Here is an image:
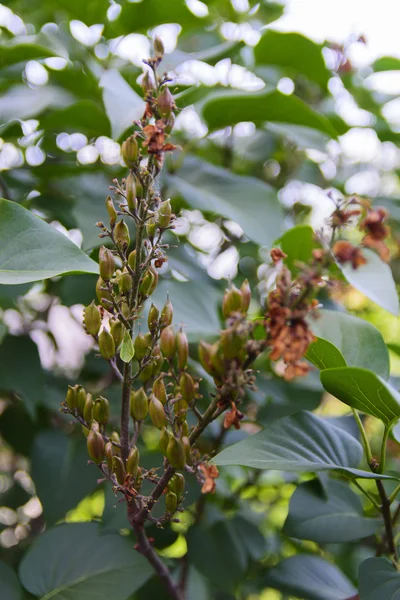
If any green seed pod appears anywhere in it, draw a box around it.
[96,277,113,309]
[154,35,165,58]
[151,345,163,377]
[158,86,173,118]
[160,296,173,328]
[148,303,159,334]
[164,113,175,135]
[181,420,189,438]
[153,376,167,405]
[240,279,251,313]
[106,196,117,226]
[176,329,189,370]
[118,270,133,294]
[139,267,157,296]
[76,385,87,415]
[166,436,186,469]
[114,220,130,248]
[82,425,90,438]
[65,385,78,410]
[84,301,101,336]
[220,328,244,360]
[149,394,167,429]
[130,387,149,421]
[156,199,172,229]
[146,217,156,241]
[105,441,114,471]
[160,325,176,358]
[83,393,94,423]
[121,301,130,319]
[134,333,152,360]
[126,446,140,478]
[125,172,137,212]
[128,250,136,271]
[222,285,243,318]
[112,455,126,485]
[99,328,116,359]
[141,70,155,93]
[179,372,196,403]
[182,436,192,466]
[99,246,115,281]
[169,473,185,499]
[93,396,110,425]
[166,491,177,513]
[87,429,104,464]
[198,341,214,375]
[159,427,171,455]
[121,136,138,168]
[210,342,225,375]
[110,318,124,348]
[174,398,188,421]
[110,431,121,456]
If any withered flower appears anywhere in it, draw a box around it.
[223,402,244,430]
[270,247,287,264]
[333,240,367,269]
[330,207,361,228]
[360,208,390,262]
[199,463,219,494]
[142,120,177,161]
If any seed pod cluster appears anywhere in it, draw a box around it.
[222,280,252,319]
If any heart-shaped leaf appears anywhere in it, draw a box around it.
[284,479,381,543]
[213,411,393,479]
[0,199,99,284]
[358,557,400,600]
[320,367,400,425]
[19,522,152,600]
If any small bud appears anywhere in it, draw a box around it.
[160,295,173,328]
[166,436,186,469]
[82,425,90,438]
[166,491,177,513]
[121,301,130,319]
[198,341,214,375]
[134,333,152,360]
[87,429,105,464]
[83,393,94,423]
[130,388,149,421]
[65,385,78,410]
[96,277,113,309]
[153,35,164,58]
[118,269,133,294]
[159,427,171,455]
[174,398,188,421]
[149,394,167,429]
[156,199,172,229]
[220,329,244,361]
[128,250,136,271]
[93,396,110,425]
[110,318,124,348]
[141,70,155,93]
[106,196,117,226]
[179,372,196,403]
[84,302,101,336]
[105,441,114,471]
[99,328,116,359]
[146,216,156,241]
[99,246,115,281]
[148,303,159,334]
[210,342,224,375]
[164,113,175,135]
[112,456,126,485]
[158,86,173,118]
[222,285,243,318]
[169,473,185,499]
[240,279,251,313]
[76,385,87,415]
[139,266,158,296]
[153,376,167,405]
[181,421,189,437]
[121,136,139,168]
[125,173,137,212]
[160,325,176,358]
[126,446,140,478]
[151,345,163,377]
[176,329,189,370]
[182,436,192,466]
[114,220,130,248]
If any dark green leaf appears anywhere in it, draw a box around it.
[114,0,205,34]
[255,30,330,88]
[120,330,135,363]
[0,42,54,68]
[166,155,283,246]
[41,100,111,137]
[19,522,152,600]
[0,85,73,121]
[202,90,338,137]
[306,337,347,370]
[320,367,400,425]
[0,561,23,600]
[100,69,144,140]
[213,411,393,479]
[373,57,400,71]
[309,309,390,379]
[0,199,99,284]
[31,431,98,524]
[358,557,400,600]
[284,479,381,543]
[265,555,356,600]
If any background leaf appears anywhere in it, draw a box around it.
[358,557,400,600]
[100,69,144,140]
[0,560,23,600]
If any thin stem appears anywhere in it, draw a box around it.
[352,480,380,511]
[351,408,373,466]
[389,484,400,506]
[376,479,398,563]
[379,424,392,474]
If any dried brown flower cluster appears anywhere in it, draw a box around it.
[360,207,390,262]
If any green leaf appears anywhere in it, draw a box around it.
[41,100,111,137]
[0,561,23,600]
[306,338,347,371]
[275,225,316,273]
[120,330,135,363]
[358,557,400,600]
[255,30,330,88]
[31,431,98,524]
[100,69,144,140]
[213,410,392,479]
[338,247,399,316]
[162,41,243,72]
[0,85,73,121]
[166,155,283,246]
[114,0,205,34]
[265,555,356,600]
[266,121,332,151]
[0,199,99,284]
[284,479,381,543]
[19,522,152,600]
[308,309,390,380]
[201,90,338,137]
[320,367,400,426]
[0,42,55,68]
[373,56,400,71]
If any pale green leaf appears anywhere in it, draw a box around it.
[120,330,135,363]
